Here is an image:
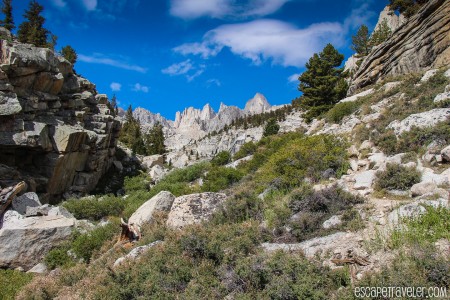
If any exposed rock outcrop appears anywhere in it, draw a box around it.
[128,191,175,227]
[0,215,75,270]
[166,192,227,228]
[349,0,450,94]
[0,36,121,200]
[373,5,406,34]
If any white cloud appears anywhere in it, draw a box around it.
[173,43,222,59]
[82,0,97,11]
[288,73,300,83]
[78,53,147,73]
[162,59,194,76]
[50,0,67,8]
[170,0,290,20]
[207,79,221,87]
[344,3,376,31]
[110,82,122,91]
[186,69,205,82]
[132,83,149,93]
[162,60,206,82]
[174,19,344,67]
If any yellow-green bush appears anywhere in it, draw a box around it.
[0,270,33,300]
[201,166,243,192]
[374,163,421,191]
[63,195,125,221]
[256,135,348,189]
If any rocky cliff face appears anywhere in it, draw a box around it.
[373,5,406,34]
[349,0,450,94]
[0,36,120,202]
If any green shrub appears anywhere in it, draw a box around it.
[45,243,75,270]
[233,141,257,161]
[0,270,33,300]
[63,195,125,221]
[374,163,421,191]
[352,246,449,299]
[257,135,348,189]
[212,191,264,224]
[202,166,243,192]
[396,121,450,153]
[124,172,151,192]
[326,101,361,123]
[288,184,364,241]
[72,219,119,263]
[237,132,304,174]
[263,118,280,137]
[231,251,350,299]
[390,206,450,249]
[374,130,397,155]
[211,151,231,166]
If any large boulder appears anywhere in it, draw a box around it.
[411,181,437,197]
[11,192,41,215]
[441,145,450,162]
[128,191,175,227]
[353,170,376,190]
[113,241,162,267]
[434,84,450,103]
[167,192,227,229]
[387,108,450,135]
[142,155,164,169]
[0,91,21,116]
[0,215,75,270]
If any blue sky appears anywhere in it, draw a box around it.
[10,0,388,120]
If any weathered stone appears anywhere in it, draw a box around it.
[149,165,166,183]
[262,232,348,258]
[421,168,449,185]
[25,204,52,217]
[129,191,175,227]
[441,145,450,162]
[387,202,426,225]
[51,124,88,153]
[48,206,74,219]
[387,108,450,135]
[1,209,24,226]
[11,192,41,215]
[354,170,376,190]
[322,215,342,229]
[349,0,450,93]
[0,216,75,270]
[411,181,438,197]
[434,84,450,103]
[46,152,89,195]
[114,241,162,267]
[167,193,227,229]
[420,69,439,82]
[27,263,48,274]
[0,91,21,115]
[340,88,374,103]
[142,155,164,169]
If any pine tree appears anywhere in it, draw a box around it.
[109,94,118,117]
[145,122,166,155]
[351,25,370,56]
[17,0,53,48]
[370,19,392,47]
[61,45,77,64]
[119,105,147,155]
[0,0,14,31]
[298,43,348,122]
[263,118,280,137]
[389,0,428,18]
